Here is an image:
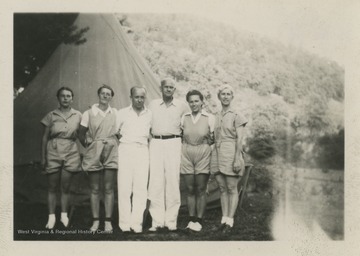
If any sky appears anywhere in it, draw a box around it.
[116,0,359,68]
[193,0,355,67]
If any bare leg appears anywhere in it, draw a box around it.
[60,169,73,227]
[195,174,209,219]
[88,171,101,231]
[46,171,61,229]
[215,173,229,221]
[103,169,116,231]
[225,175,241,227]
[183,174,196,218]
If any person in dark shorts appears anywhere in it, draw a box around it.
[180,90,214,232]
[41,87,82,229]
[78,84,118,232]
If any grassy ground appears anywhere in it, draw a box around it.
[14,164,344,241]
[14,191,274,241]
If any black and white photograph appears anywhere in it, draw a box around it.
[2,0,360,255]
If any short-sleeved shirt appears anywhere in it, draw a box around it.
[41,108,82,173]
[41,108,82,140]
[117,105,152,146]
[214,108,247,144]
[210,108,247,176]
[149,98,189,136]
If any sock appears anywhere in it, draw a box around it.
[46,214,56,229]
[226,217,234,227]
[190,216,196,223]
[221,216,227,224]
[60,212,69,227]
[196,217,203,225]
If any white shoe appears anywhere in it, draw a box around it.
[90,220,100,231]
[60,213,69,228]
[45,214,56,229]
[148,226,159,232]
[186,221,195,229]
[189,222,202,232]
[132,228,142,233]
[167,225,177,231]
[104,221,113,232]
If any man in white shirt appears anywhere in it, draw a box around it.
[148,78,189,231]
[117,87,152,233]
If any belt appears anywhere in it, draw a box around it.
[152,135,182,140]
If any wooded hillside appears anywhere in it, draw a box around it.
[122,13,344,170]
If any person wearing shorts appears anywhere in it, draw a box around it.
[181,90,214,232]
[79,84,118,232]
[210,84,247,233]
[41,87,82,229]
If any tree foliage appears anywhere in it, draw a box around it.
[124,13,344,169]
[14,13,86,89]
[313,129,344,170]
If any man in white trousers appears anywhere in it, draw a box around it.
[117,87,152,233]
[148,78,189,231]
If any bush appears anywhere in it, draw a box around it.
[314,129,344,170]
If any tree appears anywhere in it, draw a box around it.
[14,13,88,90]
[314,129,344,170]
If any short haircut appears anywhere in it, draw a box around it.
[56,87,74,98]
[186,89,204,102]
[97,84,115,97]
[161,78,175,87]
[130,86,147,97]
[217,84,234,97]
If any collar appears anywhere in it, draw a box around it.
[160,98,177,106]
[184,110,209,117]
[128,105,148,115]
[184,110,209,124]
[221,107,235,115]
[91,104,113,115]
[52,108,77,119]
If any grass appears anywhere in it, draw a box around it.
[13,164,344,241]
[14,192,274,241]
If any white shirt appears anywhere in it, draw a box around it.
[149,98,189,136]
[117,105,152,145]
[180,110,215,132]
[80,104,115,128]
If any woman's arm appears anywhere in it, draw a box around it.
[41,126,50,168]
[78,125,89,148]
[233,125,245,175]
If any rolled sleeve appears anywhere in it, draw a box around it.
[80,111,89,128]
[234,112,247,127]
[41,112,52,127]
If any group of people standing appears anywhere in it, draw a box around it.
[41,78,247,235]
